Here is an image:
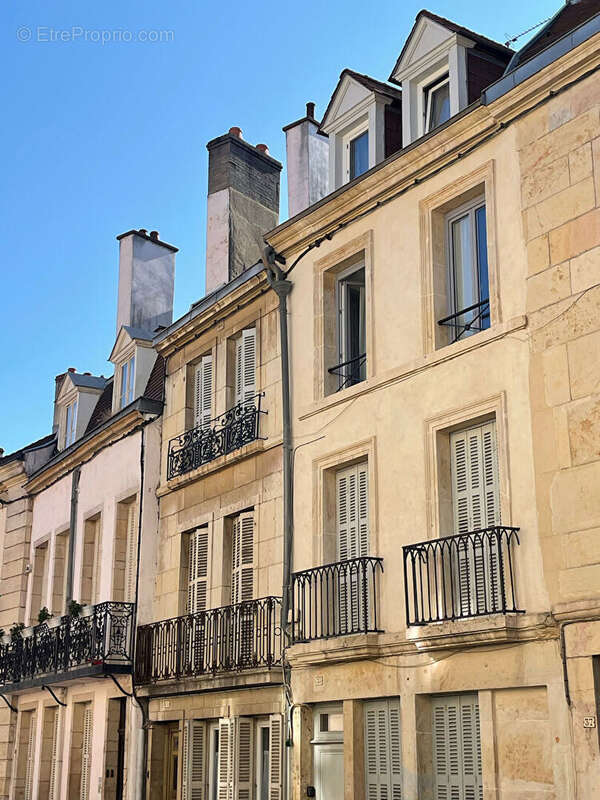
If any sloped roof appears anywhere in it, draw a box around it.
[320,68,402,132]
[0,433,56,467]
[68,373,107,390]
[389,9,513,83]
[84,378,114,433]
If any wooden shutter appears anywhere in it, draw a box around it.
[337,463,369,630]
[234,717,254,800]
[433,695,481,800]
[48,707,61,800]
[218,719,234,800]
[183,720,207,800]
[235,329,256,405]
[268,714,284,800]
[124,500,138,603]
[188,527,209,614]
[24,711,36,800]
[231,514,254,605]
[194,355,213,429]
[364,699,402,800]
[80,705,92,800]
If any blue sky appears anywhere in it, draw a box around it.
[1,0,555,454]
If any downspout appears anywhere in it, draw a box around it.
[64,466,80,607]
[263,245,293,800]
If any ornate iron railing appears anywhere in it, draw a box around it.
[328,353,367,391]
[135,596,282,684]
[291,556,383,642]
[0,602,134,687]
[403,526,523,626]
[438,298,490,343]
[167,393,265,480]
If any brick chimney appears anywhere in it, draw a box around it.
[284,102,329,217]
[205,128,282,293]
[115,229,178,334]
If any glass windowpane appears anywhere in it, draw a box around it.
[427,80,450,131]
[349,131,369,180]
[475,206,490,330]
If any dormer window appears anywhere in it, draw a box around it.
[347,129,369,181]
[424,74,450,132]
[120,356,135,409]
[65,400,78,447]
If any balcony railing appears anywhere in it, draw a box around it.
[328,353,367,392]
[0,602,134,689]
[135,596,282,684]
[167,393,265,480]
[403,526,523,626]
[291,556,384,642]
[438,298,490,343]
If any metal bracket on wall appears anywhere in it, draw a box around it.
[0,693,17,713]
[42,685,67,707]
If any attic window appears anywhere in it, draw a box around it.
[424,74,450,132]
[120,356,135,408]
[349,130,369,180]
[65,400,78,447]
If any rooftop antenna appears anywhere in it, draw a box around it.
[504,13,554,47]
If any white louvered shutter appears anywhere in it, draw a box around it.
[235,329,256,405]
[48,707,61,800]
[218,719,234,800]
[194,355,213,429]
[231,514,254,605]
[336,463,369,631]
[125,500,138,603]
[24,712,36,800]
[183,720,207,800]
[268,714,284,800]
[433,695,481,800]
[364,700,402,800]
[80,705,92,800]
[234,717,254,800]
[188,528,209,614]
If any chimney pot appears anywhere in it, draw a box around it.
[68,367,76,373]
[228,126,243,138]
[138,228,148,235]
[149,230,159,241]
[83,372,91,376]
[256,143,269,154]
[306,102,315,119]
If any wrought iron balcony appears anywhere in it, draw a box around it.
[328,353,367,392]
[0,602,134,691]
[438,298,490,343]
[291,556,384,642]
[135,596,282,684]
[403,526,523,626]
[167,393,265,480]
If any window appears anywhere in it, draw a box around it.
[433,694,482,800]
[39,706,60,800]
[442,198,489,342]
[81,515,101,605]
[332,265,366,391]
[65,400,78,446]
[234,328,256,406]
[425,74,450,132]
[208,723,219,800]
[188,526,209,614]
[349,130,369,180]
[194,354,213,429]
[52,530,69,616]
[451,421,500,534]
[336,463,369,630]
[113,498,138,603]
[69,703,92,800]
[30,542,49,624]
[364,699,402,800]
[120,355,135,408]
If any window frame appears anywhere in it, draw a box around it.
[342,121,369,184]
[424,73,450,133]
[335,263,367,391]
[255,719,270,800]
[119,355,135,409]
[65,399,78,447]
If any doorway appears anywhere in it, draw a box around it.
[312,705,344,800]
[164,725,180,800]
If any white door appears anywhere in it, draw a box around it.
[314,745,344,800]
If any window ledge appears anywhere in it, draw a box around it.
[136,666,281,700]
[300,315,527,421]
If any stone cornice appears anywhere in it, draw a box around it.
[0,460,27,494]
[266,31,600,258]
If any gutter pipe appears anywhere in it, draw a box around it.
[64,467,80,607]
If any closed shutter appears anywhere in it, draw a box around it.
[451,423,500,614]
[268,714,284,800]
[124,500,138,603]
[336,463,369,631]
[80,705,92,800]
[234,717,254,800]
[231,514,254,605]
[183,720,207,800]
[364,699,402,800]
[433,695,482,800]
[188,527,209,614]
[24,711,36,800]
[235,329,256,405]
[48,707,61,800]
[218,719,234,800]
[194,355,213,429]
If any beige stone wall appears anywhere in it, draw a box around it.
[517,68,600,797]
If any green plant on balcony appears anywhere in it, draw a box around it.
[9,622,25,641]
[37,607,52,624]
[68,600,83,618]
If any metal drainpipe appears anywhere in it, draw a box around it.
[64,466,80,607]
[264,246,293,800]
